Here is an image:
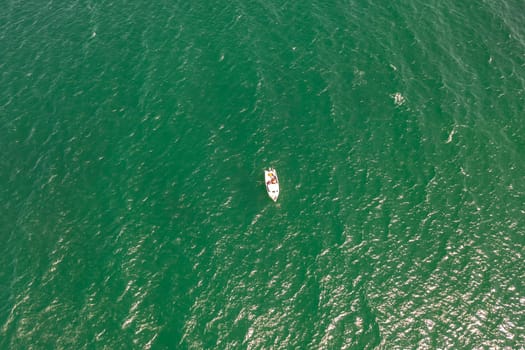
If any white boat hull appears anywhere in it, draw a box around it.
[264,168,280,202]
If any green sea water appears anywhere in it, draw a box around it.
[1,0,524,349]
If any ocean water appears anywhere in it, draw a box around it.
[1,0,524,349]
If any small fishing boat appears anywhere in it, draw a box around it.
[264,168,279,202]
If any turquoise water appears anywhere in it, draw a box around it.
[1,1,524,349]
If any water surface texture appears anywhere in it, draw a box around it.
[1,0,524,349]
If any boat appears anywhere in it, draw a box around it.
[264,168,280,202]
